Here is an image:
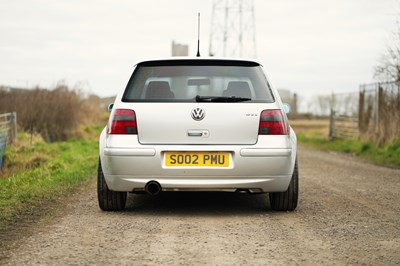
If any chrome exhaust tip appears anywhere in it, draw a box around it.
[145,181,162,195]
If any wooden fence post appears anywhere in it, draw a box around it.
[329,109,335,141]
[292,93,298,117]
[377,86,385,144]
[11,112,17,143]
[6,112,17,144]
[358,89,365,133]
[378,86,384,122]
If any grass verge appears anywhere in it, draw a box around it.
[0,128,99,231]
[291,119,400,168]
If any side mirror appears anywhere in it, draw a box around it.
[107,103,114,113]
[283,103,291,114]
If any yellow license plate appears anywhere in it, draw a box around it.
[165,151,230,167]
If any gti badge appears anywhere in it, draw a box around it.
[191,108,205,121]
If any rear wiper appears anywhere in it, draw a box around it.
[195,95,251,102]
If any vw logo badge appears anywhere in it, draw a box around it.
[191,108,205,121]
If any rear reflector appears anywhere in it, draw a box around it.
[108,109,137,134]
[259,110,288,135]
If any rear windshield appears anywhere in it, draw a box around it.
[122,60,275,103]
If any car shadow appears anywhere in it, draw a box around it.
[122,192,274,216]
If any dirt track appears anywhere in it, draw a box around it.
[1,147,400,265]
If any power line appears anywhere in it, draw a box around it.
[209,0,257,58]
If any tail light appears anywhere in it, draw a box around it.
[259,109,288,135]
[108,109,137,134]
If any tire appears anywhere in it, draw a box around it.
[97,158,127,211]
[269,159,299,211]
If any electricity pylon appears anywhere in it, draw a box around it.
[209,0,257,58]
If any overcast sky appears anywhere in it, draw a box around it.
[0,0,398,99]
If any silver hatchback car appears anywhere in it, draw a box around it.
[98,58,298,211]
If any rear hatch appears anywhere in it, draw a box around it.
[133,103,278,145]
[121,59,278,145]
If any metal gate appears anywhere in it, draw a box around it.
[0,112,17,170]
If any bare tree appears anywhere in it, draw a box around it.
[313,95,332,116]
[374,16,400,82]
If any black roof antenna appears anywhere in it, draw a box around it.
[196,13,201,57]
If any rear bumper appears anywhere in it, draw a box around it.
[101,146,295,193]
[104,175,292,193]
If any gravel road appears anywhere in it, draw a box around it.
[1,147,400,265]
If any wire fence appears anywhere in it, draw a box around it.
[329,92,359,140]
[359,81,400,145]
[329,81,400,145]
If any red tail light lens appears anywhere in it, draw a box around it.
[259,110,288,135]
[108,109,137,134]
